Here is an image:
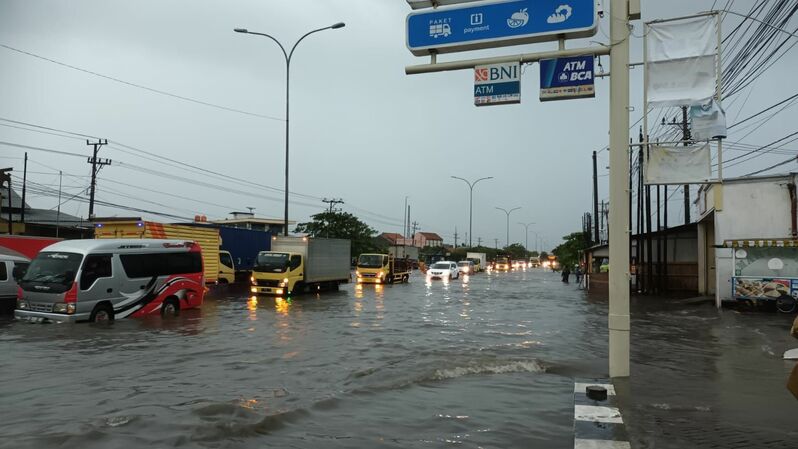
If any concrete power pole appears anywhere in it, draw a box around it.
[86,139,110,220]
[608,0,632,378]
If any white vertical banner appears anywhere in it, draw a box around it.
[645,15,718,107]
[644,143,712,185]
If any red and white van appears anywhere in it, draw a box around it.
[15,239,205,323]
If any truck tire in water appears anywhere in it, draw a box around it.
[777,296,797,314]
[90,303,115,323]
[161,297,180,318]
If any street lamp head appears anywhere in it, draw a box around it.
[331,22,346,29]
[234,28,248,33]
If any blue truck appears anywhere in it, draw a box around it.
[182,223,271,281]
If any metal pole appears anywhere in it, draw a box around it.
[495,206,520,247]
[609,0,631,378]
[593,150,600,244]
[234,24,345,236]
[452,176,492,247]
[284,55,290,235]
[56,171,62,238]
[21,152,27,224]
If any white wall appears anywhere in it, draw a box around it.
[715,179,794,243]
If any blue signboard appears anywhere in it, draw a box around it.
[406,0,598,56]
[539,55,595,101]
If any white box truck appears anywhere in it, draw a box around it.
[466,252,487,272]
[251,236,351,295]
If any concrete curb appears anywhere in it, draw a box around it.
[574,379,630,449]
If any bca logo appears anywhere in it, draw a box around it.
[475,68,489,82]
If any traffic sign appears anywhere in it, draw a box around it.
[539,55,595,101]
[474,62,521,106]
[406,0,598,56]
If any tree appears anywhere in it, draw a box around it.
[502,243,528,259]
[294,211,378,257]
[552,231,590,269]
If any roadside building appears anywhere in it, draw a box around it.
[210,211,294,235]
[697,173,798,308]
[0,188,91,238]
[413,232,444,248]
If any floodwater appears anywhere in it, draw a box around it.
[0,269,795,448]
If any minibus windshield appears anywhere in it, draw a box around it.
[20,252,82,293]
[254,253,289,273]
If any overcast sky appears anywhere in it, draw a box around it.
[1,0,796,250]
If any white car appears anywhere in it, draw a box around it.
[427,261,460,280]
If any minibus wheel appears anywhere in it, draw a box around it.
[162,297,180,317]
[90,303,114,323]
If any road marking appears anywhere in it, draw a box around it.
[574,439,632,449]
[574,405,624,423]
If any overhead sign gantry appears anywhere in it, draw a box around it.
[406,0,599,56]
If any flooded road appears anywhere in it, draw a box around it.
[1,269,795,448]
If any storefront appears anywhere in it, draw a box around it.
[726,239,798,313]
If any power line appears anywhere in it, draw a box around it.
[0,43,283,121]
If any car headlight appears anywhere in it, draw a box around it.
[53,302,68,313]
[17,300,28,310]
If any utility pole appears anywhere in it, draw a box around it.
[407,205,411,240]
[403,196,409,237]
[454,227,459,248]
[681,106,691,224]
[607,0,632,378]
[477,237,482,247]
[322,198,344,213]
[21,153,27,224]
[593,150,599,244]
[0,168,11,234]
[56,171,62,238]
[494,238,499,249]
[86,139,110,220]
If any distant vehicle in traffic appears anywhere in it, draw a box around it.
[0,253,30,314]
[494,256,511,271]
[457,260,475,275]
[15,239,205,323]
[356,253,411,284]
[427,261,460,280]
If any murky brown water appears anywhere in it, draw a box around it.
[1,269,795,448]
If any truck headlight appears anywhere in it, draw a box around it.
[250,276,256,284]
[250,287,258,293]
[279,278,289,288]
[53,302,68,313]
[17,300,28,310]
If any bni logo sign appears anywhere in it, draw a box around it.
[474,62,521,106]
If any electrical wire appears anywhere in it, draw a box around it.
[0,44,283,122]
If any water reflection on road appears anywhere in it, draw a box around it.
[0,269,794,448]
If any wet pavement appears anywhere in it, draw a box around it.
[0,269,795,448]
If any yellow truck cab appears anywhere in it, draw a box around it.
[494,256,511,271]
[356,254,411,284]
[218,250,235,284]
[251,236,350,296]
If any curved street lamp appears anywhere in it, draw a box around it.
[451,176,493,247]
[234,23,345,235]
[518,221,536,255]
[495,206,521,248]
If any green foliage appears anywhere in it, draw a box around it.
[552,231,590,269]
[294,211,378,257]
[502,243,528,259]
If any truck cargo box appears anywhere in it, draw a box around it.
[272,236,350,283]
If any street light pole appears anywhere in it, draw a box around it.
[495,206,520,248]
[451,176,493,247]
[519,221,536,255]
[234,23,345,236]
